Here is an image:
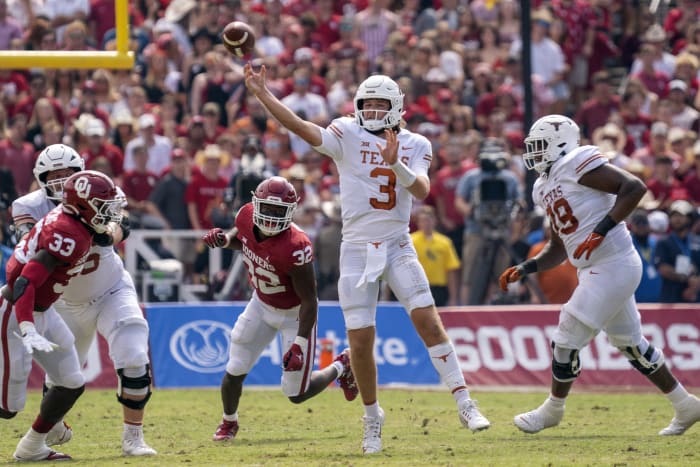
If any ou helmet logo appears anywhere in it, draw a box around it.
[74,176,92,199]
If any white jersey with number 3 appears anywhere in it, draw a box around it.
[12,188,127,303]
[532,145,636,269]
[313,117,432,243]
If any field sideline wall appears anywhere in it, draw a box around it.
[26,303,700,391]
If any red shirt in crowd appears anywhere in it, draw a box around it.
[431,162,476,230]
[184,172,228,229]
[14,96,65,125]
[82,143,124,178]
[0,138,36,195]
[122,169,159,202]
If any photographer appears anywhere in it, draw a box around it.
[455,138,524,304]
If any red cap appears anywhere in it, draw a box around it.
[437,88,454,102]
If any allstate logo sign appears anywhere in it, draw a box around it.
[170,320,231,373]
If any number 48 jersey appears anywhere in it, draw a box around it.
[6,206,93,309]
[532,145,635,269]
[234,203,314,310]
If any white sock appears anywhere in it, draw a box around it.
[21,427,46,447]
[667,383,689,407]
[546,394,566,408]
[223,412,238,422]
[364,402,381,419]
[124,424,142,436]
[428,341,471,402]
[331,361,344,377]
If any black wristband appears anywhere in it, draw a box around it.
[119,215,131,240]
[592,214,617,236]
[519,258,538,275]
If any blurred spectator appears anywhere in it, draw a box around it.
[509,8,568,115]
[81,117,124,179]
[111,109,135,152]
[283,162,321,241]
[43,0,90,45]
[314,200,342,300]
[26,97,59,151]
[631,24,677,77]
[574,71,620,140]
[186,144,228,231]
[667,80,699,130]
[411,205,461,307]
[631,121,683,174]
[0,113,34,195]
[0,0,23,50]
[328,16,366,63]
[683,142,700,204]
[431,135,479,258]
[619,86,654,152]
[69,79,111,129]
[62,19,92,51]
[124,113,173,175]
[281,68,328,158]
[654,200,700,302]
[14,70,65,125]
[646,156,688,210]
[632,43,672,97]
[628,209,662,303]
[201,102,226,142]
[121,143,168,229]
[354,0,400,66]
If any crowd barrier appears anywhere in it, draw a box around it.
[27,303,700,390]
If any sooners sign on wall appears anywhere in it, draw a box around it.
[26,303,700,389]
[440,304,700,389]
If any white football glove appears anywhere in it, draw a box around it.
[15,322,58,354]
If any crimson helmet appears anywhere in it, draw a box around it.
[252,176,298,235]
[62,170,123,233]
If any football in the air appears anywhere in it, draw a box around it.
[221,21,256,58]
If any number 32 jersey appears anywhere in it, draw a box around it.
[314,117,432,243]
[6,206,93,309]
[532,145,635,269]
[235,203,313,310]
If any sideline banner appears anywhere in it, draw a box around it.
[145,302,438,388]
[440,304,700,388]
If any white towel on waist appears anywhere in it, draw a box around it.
[355,241,388,290]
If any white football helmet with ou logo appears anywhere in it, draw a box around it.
[33,144,85,201]
[62,170,123,233]
[354,75,404,132]
[524,115,580,173]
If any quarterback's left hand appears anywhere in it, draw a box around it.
[283,337,307,372]
[573,232,604,260]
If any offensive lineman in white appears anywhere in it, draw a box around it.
[11,144,157,456]
[244,64,490,454]
[500,115,700,435]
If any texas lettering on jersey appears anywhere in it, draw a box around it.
[235,203,313,309]
[6,206,93,309]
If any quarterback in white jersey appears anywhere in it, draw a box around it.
[11,144,157,456]
[500,115,700,436]
[244,64,490,455]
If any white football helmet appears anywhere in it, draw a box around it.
[34,144,85,201]
[353,75,404,132]
[523,115,580,173]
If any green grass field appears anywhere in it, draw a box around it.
[1,387,698,466]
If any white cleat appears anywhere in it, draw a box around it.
[46,421,73,447]
[362,408,385,455]
[514,402,565,434]
[14,442,71,461]
[122,431,157,456]
[459,399,491,432]
[659,395,700,436]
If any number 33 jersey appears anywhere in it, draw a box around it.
[235,203,313,310]
[532,145,635,269]
[6,206,93,309]
[314,117,432,243]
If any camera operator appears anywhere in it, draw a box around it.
[455,138,524,304]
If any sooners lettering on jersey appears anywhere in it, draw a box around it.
[533,145,634,268]
[6,206,93,309]
[235,203,313,309]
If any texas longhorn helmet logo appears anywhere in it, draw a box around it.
[549,121,565,131]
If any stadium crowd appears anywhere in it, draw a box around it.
[0,0,699,304]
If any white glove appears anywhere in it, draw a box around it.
[15,322,58,354]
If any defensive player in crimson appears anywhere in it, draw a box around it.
[499,115,700,436]
[11,144,157,456]
[244,64,490,455]
[1,170,123,461]
[202,176,358,442]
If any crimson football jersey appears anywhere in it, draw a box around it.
[235,203,314,309]
[5,206,93,310]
